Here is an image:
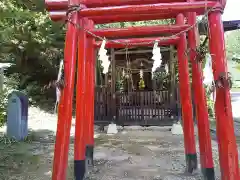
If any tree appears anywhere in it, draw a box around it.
[1,0,66,88]
[225,30,240,62]
[0,0,174,109]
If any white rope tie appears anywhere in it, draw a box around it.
[54,59,64,113]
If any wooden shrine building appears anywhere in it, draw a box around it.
[94,46,179,126]
[93,20,239,126]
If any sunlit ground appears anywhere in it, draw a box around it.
[0,127,222,180]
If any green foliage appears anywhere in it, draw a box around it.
[0,0,238,121]
[0,1,174,108]
[96,19,174,29]
[138,78,145,89]
[0,0,65,112]
[0,73,20,126]
[206,96,215,118]
[116,79,124,91]
[205,86,215,118]
[225,30,240,61]
[0,90,7,126]
[153,71,170,90]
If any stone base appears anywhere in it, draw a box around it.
[74,160,85,180]
[107,123,118,135]
[171,122,183,135]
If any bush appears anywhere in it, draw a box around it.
[0,91,7,126]
[205,85,215,118]
[0,74,20,127]
[207,97,215,118]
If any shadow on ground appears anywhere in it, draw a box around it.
[0,129,57,180]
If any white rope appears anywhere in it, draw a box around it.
[203,54,214,87]
[152,40,162,78]
[54,59,64,113]
[98,39,110,74]
[203,54,216,103]
[165,64,169,74]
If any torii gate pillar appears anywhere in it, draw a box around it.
[52,1,78,179]
[208,8,240,180]
[176,13,197,173]
[187,8,215,180]
[85,20,95,167]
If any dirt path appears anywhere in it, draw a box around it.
[0,107,222,180]
[0,129,222,180]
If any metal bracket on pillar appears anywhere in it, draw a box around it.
[214,72,232,89]
[66,4,86,24]
[66,5,83,16]
[208,6,224,14]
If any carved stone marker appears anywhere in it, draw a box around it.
[7,91,28,140]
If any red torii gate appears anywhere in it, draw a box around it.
[45,0,239,180]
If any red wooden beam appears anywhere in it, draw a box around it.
[45,0,186,10]
[49,11,173,23]
[48,1,221,23]
[91,24,190,38]
[220,0,226,7]
[68,1,221,18]
[94,36,179,48]
[45,0,223,11]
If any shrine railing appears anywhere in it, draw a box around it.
[94,88,177,126]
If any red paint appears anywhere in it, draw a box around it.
[45,0,186,10]
[176,14,196,155]
[47,0,230,179]
[49,10,207,24]
[52,1,78,180]
[73,1,221,18]
[91,25,190,38]
[75,17,87,161]
[49,11,174,23]
[85,20,95,147]
[48,1,221,19]
[45,0,221,10]
[87,20,95,146]
[208,10,240,180]
[45,0,68,11]
[94,37,179,48]
[84,19,91,150]
[220,0,226,7]
[48,11,65,21]
[48,1,220,23]
[187,9,214,169]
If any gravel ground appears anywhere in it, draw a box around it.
[86,131,221,180]
[0,106,223,180]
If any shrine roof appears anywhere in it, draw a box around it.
[198,0,239,34]
[222,0,240,31]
